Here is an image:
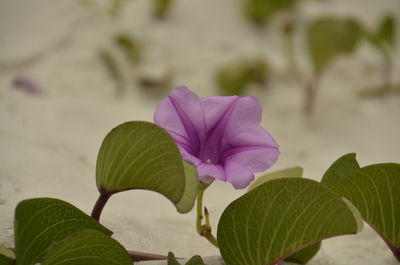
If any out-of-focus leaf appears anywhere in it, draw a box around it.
[329,163,400,261]
[307,17,363,72]
[218,178,363,265]
[377,15,396,47]
[96,121,197,213]
[216,59,269,96]
[42,230,132,265]
[248,166,303,191]
[14,198,111,265]
[153,0,173,19]
[109,0,127,17]
[114,34,141,65]
[365,15,396,58]
[243,0,300,24]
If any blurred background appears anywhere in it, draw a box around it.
[0,0,399,264]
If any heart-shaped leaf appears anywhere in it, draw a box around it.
[14,198,111,265]
[96,121,196,213]
[307,17,363,72]
[217,178,363,265]
[328,163,400,261]
[321,153,360,187]
[41,229,132,265]
[248,166,303,191]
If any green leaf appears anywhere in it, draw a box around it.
[185,255,206,265]
[243,0,299,24]
[167,252,206,265]
[96,121,195,212]
[0,245,14,260]
[329,163,400,260]
[284,242,321,264]
[216,59,268,96]
[114,34,141,66]
[0,244,14,265]
[0,256,13,265]
[307,17,363,72]
[14,198,111,265]
[153,0,173,19]
[248,166,303,191]
[168,252,180,265]
[286,153,357,264]
[217,178,362,265]
[42,229,131,265]
[321,153,360,187]
[176,162,199,213]
[377,15,396,48]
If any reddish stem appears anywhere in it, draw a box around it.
[304,73,321,115]
[91,192,111,221]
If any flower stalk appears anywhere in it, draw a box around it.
[196,182,219,248]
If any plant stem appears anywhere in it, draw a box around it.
[127,250,169,262]
[196,183,219,248]
[304,73,321,115]
[283,20,298,77]
[91,192,111,221]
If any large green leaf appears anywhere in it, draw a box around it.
[0,256,13,265]
[217,178,363,265]
[14,198,111,265]
[248,166,303,191]
[42,229,132,265]
[284,242,321,264]
[329,163,400,260]
[96,121,195,212]
[321,153,360,187]
[307,17,363,72]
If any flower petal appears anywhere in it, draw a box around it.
[223,145,280,173]
[223,160,255,189]
[197,162,225,183]
[201,95,239,132]
[154,86,205,156]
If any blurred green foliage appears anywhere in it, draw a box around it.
[114,33,141,66]
[365,15,396,60]
[216,59,269,96]
[307,17,364,73]
[153,0,173,19]
[243,0,300,25]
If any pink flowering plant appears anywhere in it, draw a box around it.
[2,87,399,265]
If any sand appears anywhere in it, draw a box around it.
[0,0,399,264]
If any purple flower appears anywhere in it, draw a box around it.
[154,86,279,189]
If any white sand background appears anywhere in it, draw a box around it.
[0,0,399,264]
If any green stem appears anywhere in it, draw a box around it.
[196,182,219,248]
